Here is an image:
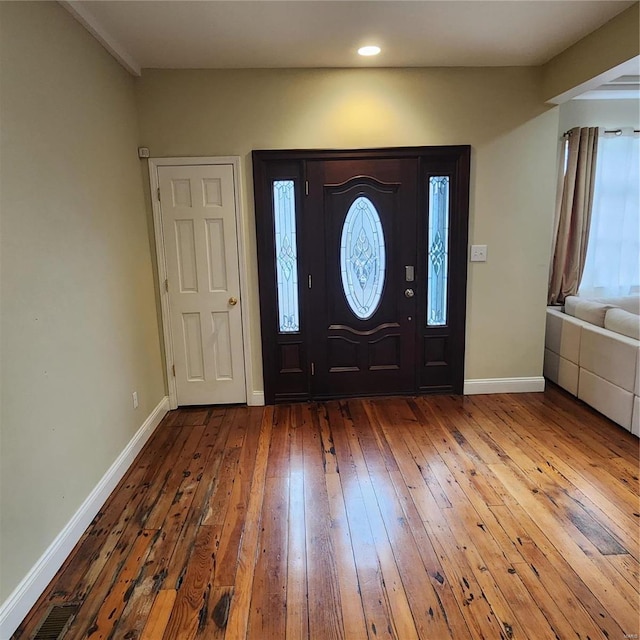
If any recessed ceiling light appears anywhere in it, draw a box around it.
[358,45,381,57]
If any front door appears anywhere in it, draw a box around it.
[253,147,470,404]
[306,158,417,398]
[157,163,246,405]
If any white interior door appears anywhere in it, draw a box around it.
[158,163,246,405]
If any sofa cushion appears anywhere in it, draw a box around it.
[592,295,640,315]
[579,324,639,393]
[563,296,580,316]
[564,296,612,327]
[605,307,640,340]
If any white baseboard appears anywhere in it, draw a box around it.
[0,396,170,640]
[248,390,265,406]
[464,377,546,395]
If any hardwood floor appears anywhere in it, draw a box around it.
[13,386,639,639]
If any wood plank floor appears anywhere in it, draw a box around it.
[13,385,640,640]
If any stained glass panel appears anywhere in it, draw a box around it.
[427,176,450,326]
[273,180,299,332]
[340,196,386,320]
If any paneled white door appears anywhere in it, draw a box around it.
[158,164,246,405]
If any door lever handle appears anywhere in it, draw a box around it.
[404,288,415,298]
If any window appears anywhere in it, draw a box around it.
[579,131,640,298]
[427,176,450,326]
[273,180,300,332]
[340,196,386,320]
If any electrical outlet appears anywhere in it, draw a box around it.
[132,391,139,409]
[470,244,488,262]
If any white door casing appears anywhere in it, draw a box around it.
[153,160,248,406]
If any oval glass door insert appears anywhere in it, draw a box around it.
[340,196,386,319]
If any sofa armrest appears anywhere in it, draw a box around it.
[544,349,579,395]
[545,308,582,364]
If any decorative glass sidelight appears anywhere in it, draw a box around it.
[427,176,450,326]
[273,180,300,332]
[340,196,386,320]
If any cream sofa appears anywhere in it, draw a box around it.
[544,295,640,435]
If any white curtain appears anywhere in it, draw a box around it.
[579,130,640,299]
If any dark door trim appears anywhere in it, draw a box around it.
[253,147,470,404]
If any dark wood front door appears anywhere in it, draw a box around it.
[253,147,470,404]
[306,158,417,398]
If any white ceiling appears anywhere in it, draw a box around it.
[66,1,635,74]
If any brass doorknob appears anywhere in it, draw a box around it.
[228,297,238,306]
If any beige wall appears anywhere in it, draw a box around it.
[559,98,640,132]
[136,67,560,388]
[0,2,165,601]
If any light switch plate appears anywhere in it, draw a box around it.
[470,245,487,262]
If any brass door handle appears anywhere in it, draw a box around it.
[228,296,238,306]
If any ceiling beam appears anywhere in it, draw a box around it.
[59,1,141,76]
[541,2,639,104]
[545,55,640,104]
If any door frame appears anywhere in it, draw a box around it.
[253,146,471,403]
[148,156,257,408]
